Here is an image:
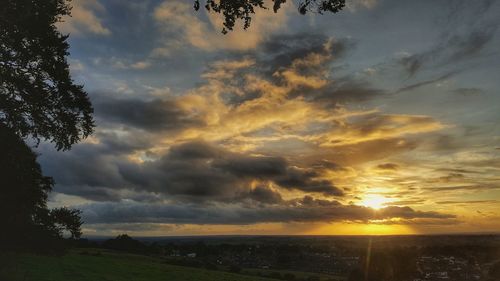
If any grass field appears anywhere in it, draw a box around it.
[242,268,346,281]
[0,249,277,281]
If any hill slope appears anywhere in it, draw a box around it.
[1,249,276,281]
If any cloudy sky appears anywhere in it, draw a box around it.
[40,0,500,236]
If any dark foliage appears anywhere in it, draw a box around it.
[102,234,149,254]
[194,0,346,33]
[0,0,94,151]
[0,125,82,252]
[0,0,89,254]
[49,207,83,239]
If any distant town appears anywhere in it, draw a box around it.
[77,235,500,281]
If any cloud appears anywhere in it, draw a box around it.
[245,186,284,204]
[384,199,426,206]
[153,0,289,52]
[436,200,498,205]
[119,140,345,198]
[260,33,348,69]
[39,31,467,232]
[304,79,383,107]
[398,17,499,77]
[79,196,454,225]
[346,0,379,11]
[395,71,458,93]
[32,0,500,235]
[452,87,484,96]
[316,113,444,147]
[42,33,447,206]
[57,0,110,36]
[93,96,206,132]
[376,163,400,170]
[424,184,500,192]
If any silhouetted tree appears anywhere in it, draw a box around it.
[1,0,90,251]
[0,125,82,251]
[102,234,149,254]
[1,0,94,151]
[194,0,346,33]
[49,207,83,239]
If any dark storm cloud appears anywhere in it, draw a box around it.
[41,138,344,202]
[270,34,383,106]
[38,130,158,201]
[168,140,222,159]
[212,33,381,107]
[259,33,383,106]
[93,96,204,132]
[299,77,383,107]
[56,185,123,202]
[263,34,382,105]
[79,196,455,225]
[119,140,344,199]
[85,223,172,233]
[210,33,345,76]
[96,131,154,154]
[214,155,287,177]
[260,33,350,70]
[275,167,343,196]
[244,186,283,204]
[40,144,126,193]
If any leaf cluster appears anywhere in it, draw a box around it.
[0,0,94,151]
[193,0,346,33]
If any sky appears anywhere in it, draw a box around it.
[39,0,500,236]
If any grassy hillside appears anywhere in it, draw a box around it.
[1,249,276,281]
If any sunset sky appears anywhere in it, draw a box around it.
[40,0,500,236]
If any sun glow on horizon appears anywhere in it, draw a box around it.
[360,194,392,210]
[308,222,416,236]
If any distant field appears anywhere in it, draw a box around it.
[0,249,277,281]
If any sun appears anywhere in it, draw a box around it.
[360,195,391,210]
